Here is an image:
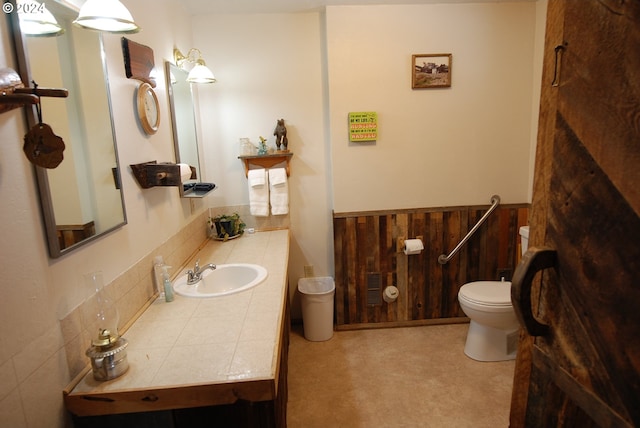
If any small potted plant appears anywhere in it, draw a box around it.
[208,213,246,241]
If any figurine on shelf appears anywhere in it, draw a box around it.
[258,136,268,155]
[273,118,288,151]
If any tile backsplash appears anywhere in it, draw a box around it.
[60,210,209,380]
[208,204,290,232]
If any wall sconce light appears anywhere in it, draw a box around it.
[17,0,64,37]
[74,0,140,34]
[174,48,217,84]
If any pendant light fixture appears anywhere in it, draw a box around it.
[17,0,64,37]
[74,0,140,34]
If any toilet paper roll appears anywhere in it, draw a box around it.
[178,163,192,182]
[383,286,399,303]
[403,238,424,255]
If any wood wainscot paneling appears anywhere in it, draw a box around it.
[333,204,529,329]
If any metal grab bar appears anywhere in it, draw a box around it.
[438,194,501,265]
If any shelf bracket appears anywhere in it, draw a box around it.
[238,152,293,177]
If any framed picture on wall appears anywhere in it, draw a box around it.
[411,53,452,89]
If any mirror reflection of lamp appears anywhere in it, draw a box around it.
[16,0,64,37]
[16,0,141,36]
[174,48,217,84]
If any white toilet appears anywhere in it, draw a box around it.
[457,225,530,361]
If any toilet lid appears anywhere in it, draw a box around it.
[459,281,512,306]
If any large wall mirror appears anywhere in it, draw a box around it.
[9,0,127,258]
[165,61,211,198]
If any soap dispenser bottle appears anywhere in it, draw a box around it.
[153,256,166,299]
[162,266,174,302]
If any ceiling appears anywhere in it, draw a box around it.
[181,0,536,15]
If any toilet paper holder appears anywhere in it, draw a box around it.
[130,161,196,189]
[397,236,423,253]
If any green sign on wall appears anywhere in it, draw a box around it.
[349,112,377,142]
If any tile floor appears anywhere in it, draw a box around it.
[287,323,515,427]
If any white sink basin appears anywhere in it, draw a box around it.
[173,263,268,298]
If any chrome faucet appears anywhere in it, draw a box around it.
[186,260,216,285]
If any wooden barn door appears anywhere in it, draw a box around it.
[509,0,640,426]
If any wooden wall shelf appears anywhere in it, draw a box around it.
[121,38,156,87]
[238,152,293,177]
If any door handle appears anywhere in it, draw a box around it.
[511,247,557,337]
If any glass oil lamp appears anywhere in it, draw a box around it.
[83,271,129,381]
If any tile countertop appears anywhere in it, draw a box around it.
[64,229,290,417]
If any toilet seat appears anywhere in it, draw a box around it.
[459,281,512,309]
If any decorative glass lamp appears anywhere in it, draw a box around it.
[83,271,129,381]
[174,48,217,84]
[73,0,140,34]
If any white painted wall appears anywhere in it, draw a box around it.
[327,3,538,211]
[190,13,333,312]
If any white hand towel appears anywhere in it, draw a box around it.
[248,169,269,217]
[269,168,289,215]
[248,169,266,187]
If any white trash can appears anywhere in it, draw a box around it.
[298,277,335,341]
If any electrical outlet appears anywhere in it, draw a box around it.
[497,268,512,281]
[304,265,315,278]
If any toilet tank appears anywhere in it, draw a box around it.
[519,226,530,255]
